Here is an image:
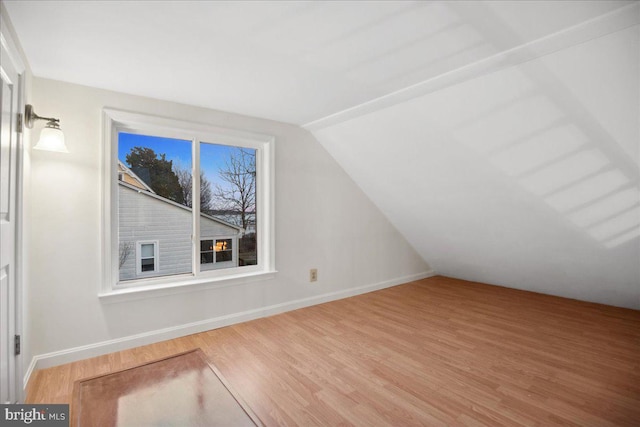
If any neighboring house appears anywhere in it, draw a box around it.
[117,161,154,193]
[207,210,256,235]
[118,163,243,282]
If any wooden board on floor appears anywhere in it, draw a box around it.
[71,349,263,427]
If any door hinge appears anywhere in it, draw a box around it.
[14,335,21,356]
[17,113,24,134]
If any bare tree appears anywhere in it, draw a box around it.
[174,166,213,212]
[212,148,256,230]
[119,241,133,268]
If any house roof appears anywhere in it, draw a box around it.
[118,161,155,193]
[118,181,244,233]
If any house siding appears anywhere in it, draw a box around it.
[118,185,239,281]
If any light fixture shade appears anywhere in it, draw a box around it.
[33,126,68,153]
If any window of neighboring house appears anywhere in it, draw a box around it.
[136,241,158,275]
[102,109,275,296]
[200,238,234,268]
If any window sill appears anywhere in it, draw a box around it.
[98,270,277,304]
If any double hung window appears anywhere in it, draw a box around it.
[136,241,158,275]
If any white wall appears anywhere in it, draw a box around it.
[312,21,639,309]
[27,78,430,371]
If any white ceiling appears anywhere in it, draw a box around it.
[4,0,633,124]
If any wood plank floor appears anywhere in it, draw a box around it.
[26,276,640,426]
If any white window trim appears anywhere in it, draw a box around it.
[136,240,159,276]
[100,109,276,300]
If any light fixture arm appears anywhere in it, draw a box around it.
[25,104,60,129]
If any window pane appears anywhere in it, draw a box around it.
[215,239,232,263]
[140,243,154,258]
[215,239,232,251]
[200,252,214,264]
[200,240,213,252]
[216,251,232,263]
[200,143,257,270]
[118,133,192,281]
[141,258,155,272]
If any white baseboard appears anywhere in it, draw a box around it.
[261,270,435,316]
[23,357,38,398]
[24,270,435,390]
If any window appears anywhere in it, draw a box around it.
[200,143,257,268]
[118,133,193,282]
[102,109,275,295]
[136,241,158,275]
[200,237,235,270]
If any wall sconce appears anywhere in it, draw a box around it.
[25,104,67,153]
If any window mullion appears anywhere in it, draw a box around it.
[192,138,201,277]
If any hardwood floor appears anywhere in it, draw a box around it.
[26,276,640,426]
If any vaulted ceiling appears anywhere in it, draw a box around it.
[5,1,639,308]
[4,1,633,125]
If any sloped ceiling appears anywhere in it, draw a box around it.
[5,1,639,307]
[310,4,640,308]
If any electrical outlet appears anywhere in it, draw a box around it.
[310,268,318,282]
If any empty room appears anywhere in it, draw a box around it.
[1,1,638,426]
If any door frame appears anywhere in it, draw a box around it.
[1,9,26,403]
